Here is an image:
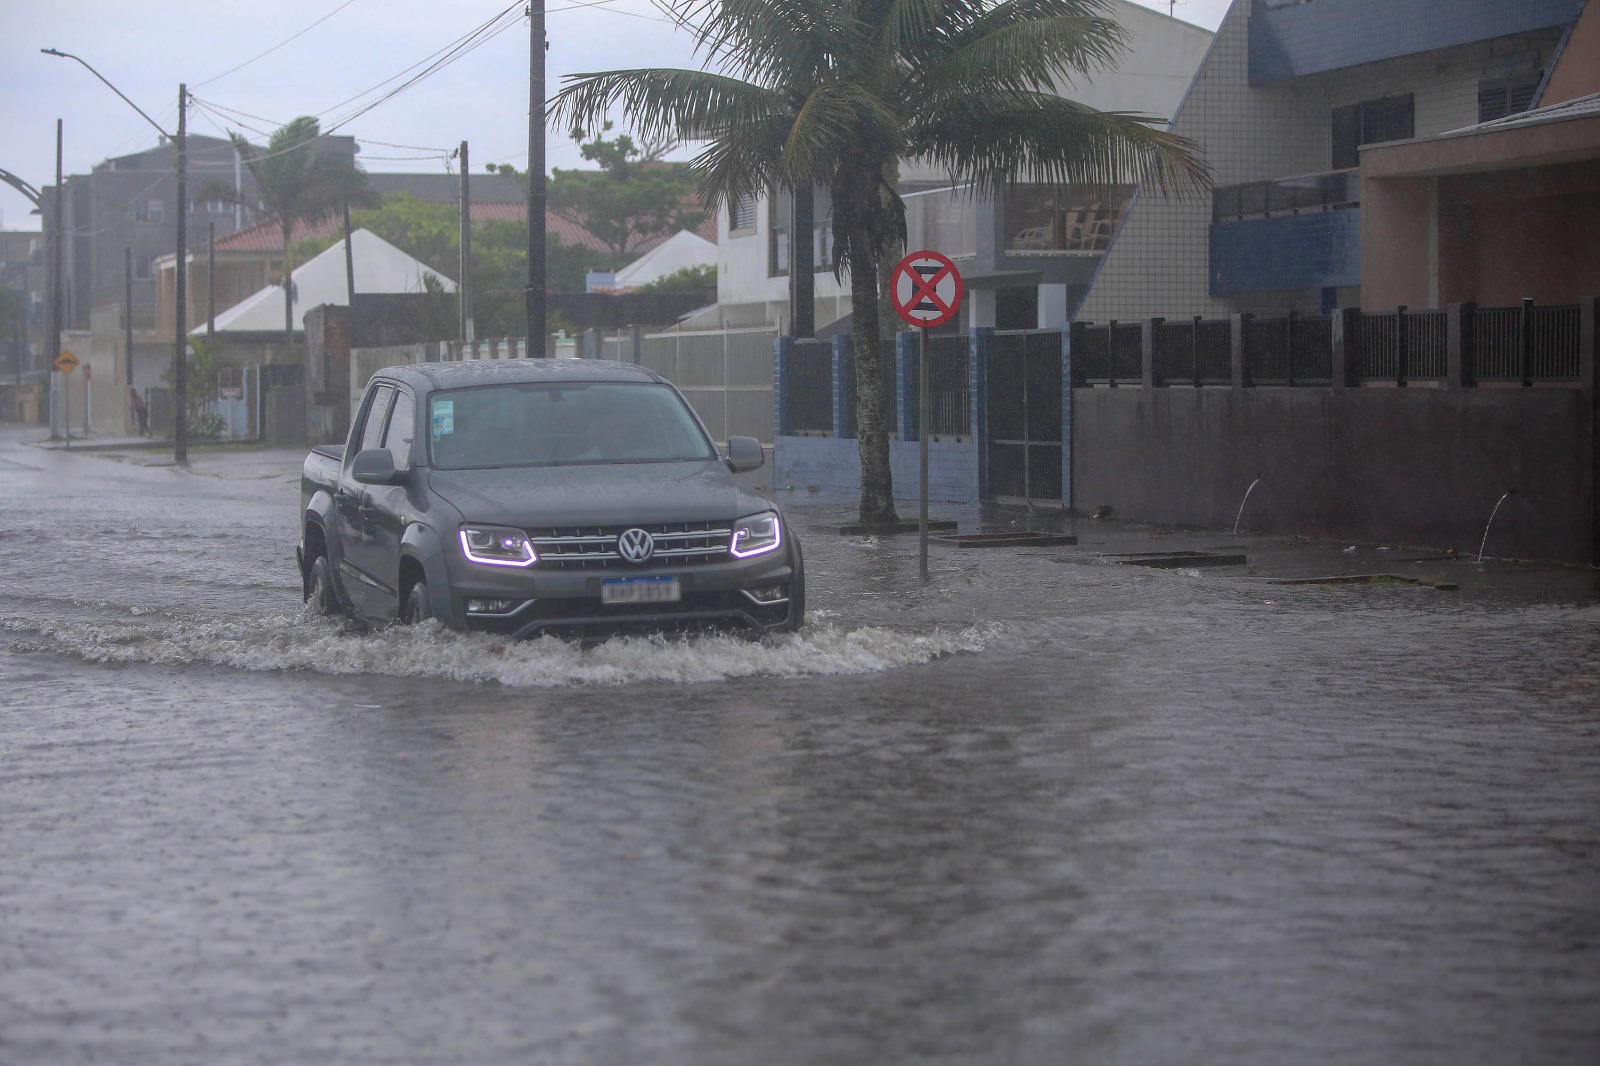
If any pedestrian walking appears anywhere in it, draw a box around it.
[129,386,149,436]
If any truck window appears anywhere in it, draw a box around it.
[383,389,415,469]
[359,386,396,454]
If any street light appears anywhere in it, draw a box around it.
[43,48,188,464]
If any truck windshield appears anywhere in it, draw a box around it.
[427,381,718,470]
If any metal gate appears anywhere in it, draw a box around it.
[985,330,1062,502]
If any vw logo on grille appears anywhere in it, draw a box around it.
[616,527,655,564]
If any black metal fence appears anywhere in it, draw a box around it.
[1246,313,1333,384]
[1155,318,1233,386]
[785,338,832,435]
[926,334,971,437]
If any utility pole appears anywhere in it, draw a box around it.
[526,3,546,356]
[49,119,63,442]
[459,140,472,345]
[124,246,133,386]
[207,221,216,353]
[174,84,188,464]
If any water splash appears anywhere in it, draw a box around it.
[1477,488,1517,564]
[1232,477,1262,535]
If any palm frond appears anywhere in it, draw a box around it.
[550,68,785,152]
[913,92,1211,197]
[915,11,1129,98]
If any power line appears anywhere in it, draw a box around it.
[192,0,362,89]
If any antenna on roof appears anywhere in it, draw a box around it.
[1168,0,1186,15]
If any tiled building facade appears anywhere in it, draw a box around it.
[1077,0,1580,325]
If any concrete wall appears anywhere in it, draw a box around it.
[774,436,981,504]
[1072,385,1594,563]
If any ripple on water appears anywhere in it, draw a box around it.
[0,612,995,688]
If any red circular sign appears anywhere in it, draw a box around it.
[890,250,964,330]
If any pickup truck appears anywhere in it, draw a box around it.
[298,359,804,638]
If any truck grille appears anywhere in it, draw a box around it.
[528,521,733,569]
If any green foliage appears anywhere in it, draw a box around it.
[164,336,226,439]
[494,125,707,260]
[636,263,716,294]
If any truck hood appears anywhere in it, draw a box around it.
[424,460,775,528]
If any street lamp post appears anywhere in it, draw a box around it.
[43,49,188,463]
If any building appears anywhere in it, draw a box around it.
[1076,0,1592,325]
[694,0,1214,335]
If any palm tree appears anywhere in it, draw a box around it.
[551,0,1209,526]
[230,117,374,359]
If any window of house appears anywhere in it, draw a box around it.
[1003,185,1132,254]
[730,192,758,233]
[133,255,153,280]
[768,185,835,277]
[136,198,165,223]
[1478,71,1542,123]
[1331,94,1414,169]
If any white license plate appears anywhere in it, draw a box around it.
[601,576,681,605]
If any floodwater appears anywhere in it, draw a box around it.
[2,427,1597,1065]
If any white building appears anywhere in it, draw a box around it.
[691,0,1213,335]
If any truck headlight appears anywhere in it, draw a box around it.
[459,525,537,567]
[730,511,782,558]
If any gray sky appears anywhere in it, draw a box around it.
[0,0,1232,232]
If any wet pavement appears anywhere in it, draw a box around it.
[2,424,1597,1065]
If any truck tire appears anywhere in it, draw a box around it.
[403,580,434,624]
[307,555,342,616]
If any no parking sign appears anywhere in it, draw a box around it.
[890,250,963,330]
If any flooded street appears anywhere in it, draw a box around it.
[2,426,1597,1065]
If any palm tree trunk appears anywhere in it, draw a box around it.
[852,246,897,526]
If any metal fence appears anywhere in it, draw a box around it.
[786,338,832,435]
[1155,318,1233,386]
[635,327,776,442]
[926,334,971,437]
[1245,313,1333,384]
[1472,303,1582,383]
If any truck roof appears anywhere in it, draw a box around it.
[373,358,667,392]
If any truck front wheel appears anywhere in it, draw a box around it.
[403,580,434,624]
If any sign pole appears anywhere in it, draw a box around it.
[919,325,930,581]
[889,248,962,583]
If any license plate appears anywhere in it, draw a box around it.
[601,576,681,605]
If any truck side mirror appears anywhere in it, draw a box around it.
[351,448,406,486]
[725,435,765,473]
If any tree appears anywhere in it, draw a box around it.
[550,0,1208,525]
[228,117,374,359]
[491,125,708,261]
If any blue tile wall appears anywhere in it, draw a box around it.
[774,436,981,503]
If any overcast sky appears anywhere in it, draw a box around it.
[0,0,1232,232]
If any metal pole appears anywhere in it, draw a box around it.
[526,4,546,355]
[459,140,472,344]
[51,119,63,442]
[174,84,188,464]
[207,221,216,353]
[919,325,930,581]
[342,196,355,303]
[125,246,134,386]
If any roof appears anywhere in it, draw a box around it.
[1439,89,1600,138]
[611,230,717,289]
[379,358,662,391]
[200,228,454,335]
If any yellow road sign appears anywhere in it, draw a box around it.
[54,350,80,375]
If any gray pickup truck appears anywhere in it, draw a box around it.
[298,359,804,638]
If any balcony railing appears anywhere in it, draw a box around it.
[1212,169,1359,223]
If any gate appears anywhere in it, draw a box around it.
[985,330,1062,502]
